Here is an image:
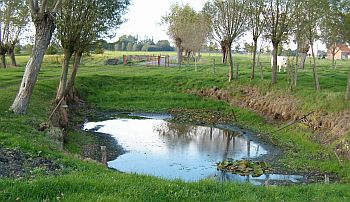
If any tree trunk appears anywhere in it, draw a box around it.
[9,46,17,67]
[272,42,278,84]
[177,46,182,66]
[310,42,320,91]
[250,38,258,80]
[332,52,336,69]
[175,38,182,66]
[56,50,73,101]
[0,54,6,68]
[299,52,307,70]
[228,45,233,82]
[221,44,227,64]
[10,16,56,114]
[66,51,83,103]
[346,65,350,100]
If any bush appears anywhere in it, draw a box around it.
[46,45,59,55]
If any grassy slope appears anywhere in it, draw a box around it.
[0,52,349,201]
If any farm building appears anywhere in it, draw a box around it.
[327,44,350,60]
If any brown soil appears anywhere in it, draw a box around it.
[192,86,350,160]
[0,148,62,178]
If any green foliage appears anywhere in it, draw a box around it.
[45,45,59,55]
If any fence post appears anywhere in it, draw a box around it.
[259,62,264,80]
[101,146,107,167]
[158,55,161,66]
[213,59,216,74]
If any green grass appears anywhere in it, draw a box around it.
[0,52,350,201]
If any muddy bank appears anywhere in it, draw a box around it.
[192,86,350,160]
[0,148,62,178]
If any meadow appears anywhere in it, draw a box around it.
[0,51,349,201]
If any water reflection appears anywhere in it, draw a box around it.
[83,114,304,184]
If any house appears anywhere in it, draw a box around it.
[327,44,350,60]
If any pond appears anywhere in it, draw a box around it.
[83,113,306,185]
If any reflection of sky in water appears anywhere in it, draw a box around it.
[84,117,301,184]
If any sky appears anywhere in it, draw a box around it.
[109,0,326,51]
[109,0,207,43]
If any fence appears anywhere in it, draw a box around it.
[123,55,171,67]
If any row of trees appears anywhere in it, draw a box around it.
[9,0,130,126]
[114,35,175,52]
[163,0,350,99]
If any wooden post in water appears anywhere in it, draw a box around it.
[101,146,107,167]
[247,140,251,159]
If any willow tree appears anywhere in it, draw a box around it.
[297,0,328,92]
[247,0,265,80]
[320,2,344,69]
[4,0,29,66]
[338,0,350,100]
[162,4,197,66]
[263,0,294,84]
[52,0,129,127]
[10,0,61,114]
[0,0,27,67]
[208,0,248,82]
[178,8,211,64]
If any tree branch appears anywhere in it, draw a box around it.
[40,0,48,13]
[52,0,62,13]
[28,0,37,15]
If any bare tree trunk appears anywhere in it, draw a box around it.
[272,42,278,84]
[177,47,182,66]
[222,45,227,64]
[8,46,17,67]
[346,65,350,100]
[10,16,56,114]
[332,52,336,69]
[0,54,6,68]
[66,51,83,103]
[311,42,320,91]
[299,52,307,70]
[56,50,73,101]
[175,38,182,66]
[250,38,258,80]
[228,45,233,82]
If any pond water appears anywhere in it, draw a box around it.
[83,113,305,185]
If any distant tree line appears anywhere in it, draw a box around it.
[112,35,175,52]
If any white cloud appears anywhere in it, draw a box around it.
[109,0,207,43]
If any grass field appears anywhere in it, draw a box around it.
[0,51,349,201]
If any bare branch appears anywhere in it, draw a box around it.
[27,0,37,15]
[52,0,62,13]
[40,0,48,13]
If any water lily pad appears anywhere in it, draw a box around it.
[217,160,270,177]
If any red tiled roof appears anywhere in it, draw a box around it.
[337,44,350,52]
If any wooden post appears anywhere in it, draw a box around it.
[212,58,215,72]
[259,62,264,80]
[247,140,251,159]
[158,55,161,66]
[195,56,197,72]
[324,174,330,184]
[123,55,127,65]
[101,146,107,167]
